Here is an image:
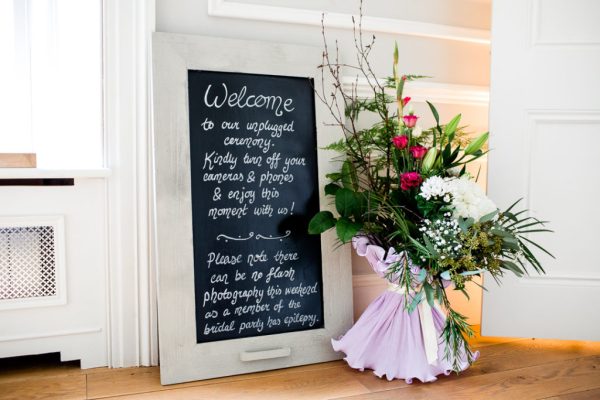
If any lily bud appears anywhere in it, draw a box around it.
[396,78,405,101]
[421,147,438,172]
[393,42,399,80]
[464,132,489,155]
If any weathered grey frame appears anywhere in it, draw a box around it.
[152,32,352,385]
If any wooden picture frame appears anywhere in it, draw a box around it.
[151,32,352,385]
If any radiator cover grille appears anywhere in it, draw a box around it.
[0,226,57,299]
[0,216,66,309]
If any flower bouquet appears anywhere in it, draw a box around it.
[308,12,552,383]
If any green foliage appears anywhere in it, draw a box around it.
[309,42,552,373]
[324,183,341,196]
[341,160,359,190]
[444,114,462,140]
[335,188,361,218]
[308,211,336,235]
[336,217,363,243]
[464,132,489,155]
[441,307,475,372]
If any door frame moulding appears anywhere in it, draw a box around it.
[207,0,491,45]
[103,0,158,368]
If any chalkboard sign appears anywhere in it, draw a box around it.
[153,34,352,384]
[187,70,324,343]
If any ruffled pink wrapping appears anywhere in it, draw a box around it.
[331,236,479,383]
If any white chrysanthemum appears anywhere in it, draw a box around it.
[419,176,454,201]
[412,125,423,138]
[448,176,497,220]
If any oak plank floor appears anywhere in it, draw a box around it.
[1,329,599,400]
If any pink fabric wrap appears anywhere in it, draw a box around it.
[332,235,478,383]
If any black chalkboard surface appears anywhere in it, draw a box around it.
[187,70,324,343]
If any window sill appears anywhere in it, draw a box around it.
[0,168,111,179]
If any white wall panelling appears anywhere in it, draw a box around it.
[207,0,490,44]
[522,110,600,284]
[531,0,600,46]
[342,77,489,106]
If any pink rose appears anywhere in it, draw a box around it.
[400,172,423,191]
[403,114,418,128]
[409,145,428,159]
[392,135,409,150]
[402,96,411,106]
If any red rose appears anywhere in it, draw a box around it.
[409,145,428,159]
[403,114,418,128]
[400,172,423,191]
[392,135,409,149]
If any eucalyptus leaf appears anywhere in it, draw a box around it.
[458,217,474,233]
[490,228,512,237]
[407,291,424,313]
[480,210,499,223]
[460,269,484,276]
[502,260,524,277]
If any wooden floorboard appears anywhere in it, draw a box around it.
[0,374,87,400]
[542,387,600,400]
[1,331,600,400]
[86,361,344,399]
[331,355,600,400]
[98,366,370,400]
